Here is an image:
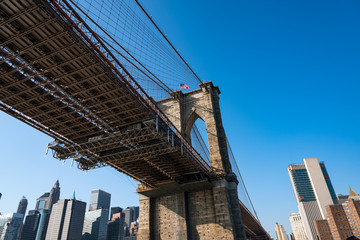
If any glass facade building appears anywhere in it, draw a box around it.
[82,209,109,240]
[82,189,111,239]
[89,190,111,211]
[290,168,316,202]
[288,158,337,240]
[21,212,41,240]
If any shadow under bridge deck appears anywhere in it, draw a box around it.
[0,0,214,187]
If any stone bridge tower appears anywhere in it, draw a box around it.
[137,82,247,240]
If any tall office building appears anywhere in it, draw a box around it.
[45,180,60,210]
[289,213,307,240]
[288,158,336,240]
[82,189,111,239]
[275,223,289,240]
[110,207,123,219]
[17,197,28,220]
[20,209,50,240]
[0,213,23,239]
[34,209,51,240]
[35,193,50,210]
[16,196,28,239]
[107,213,126,240]
[35,180,60,211]
[82,208,109,240]
[20,211,41,240]
[45,198,86,240]
[123,206,139,228]
[89,189,111,211]
[20,180,60,240]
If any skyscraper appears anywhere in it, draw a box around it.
[35,180,60,211]
[20,180,60,240]
[288,158,337,240]
[34,209,51,240]
[122,206,139,228]
[20,211,41,240]
[45,198,86,240]
[82,209,109,240]
[16,196,28,239]
[275,223,289,240]
[82,189,111,240]
[16,196,28,221]
[110,207,123,220]
[107,213,126,240]
[45,180,60,210]
[289,213,307,240]
[20,209,50,240]
[0,213,24,239]
[89,189,111,211]
[35,193,50,210]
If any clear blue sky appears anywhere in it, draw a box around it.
[1,0,360,238]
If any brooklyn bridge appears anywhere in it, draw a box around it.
[0,0,270,239]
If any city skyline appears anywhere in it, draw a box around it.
[1,181,140,239]
[1,0,360,238]
[0,178,138,218]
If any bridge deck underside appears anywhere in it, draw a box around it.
[0,0,149,142]
[0,0,211,186]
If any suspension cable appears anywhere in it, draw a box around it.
[68,0,173,94]
[134,0,203,84]
[226,136,260,222]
